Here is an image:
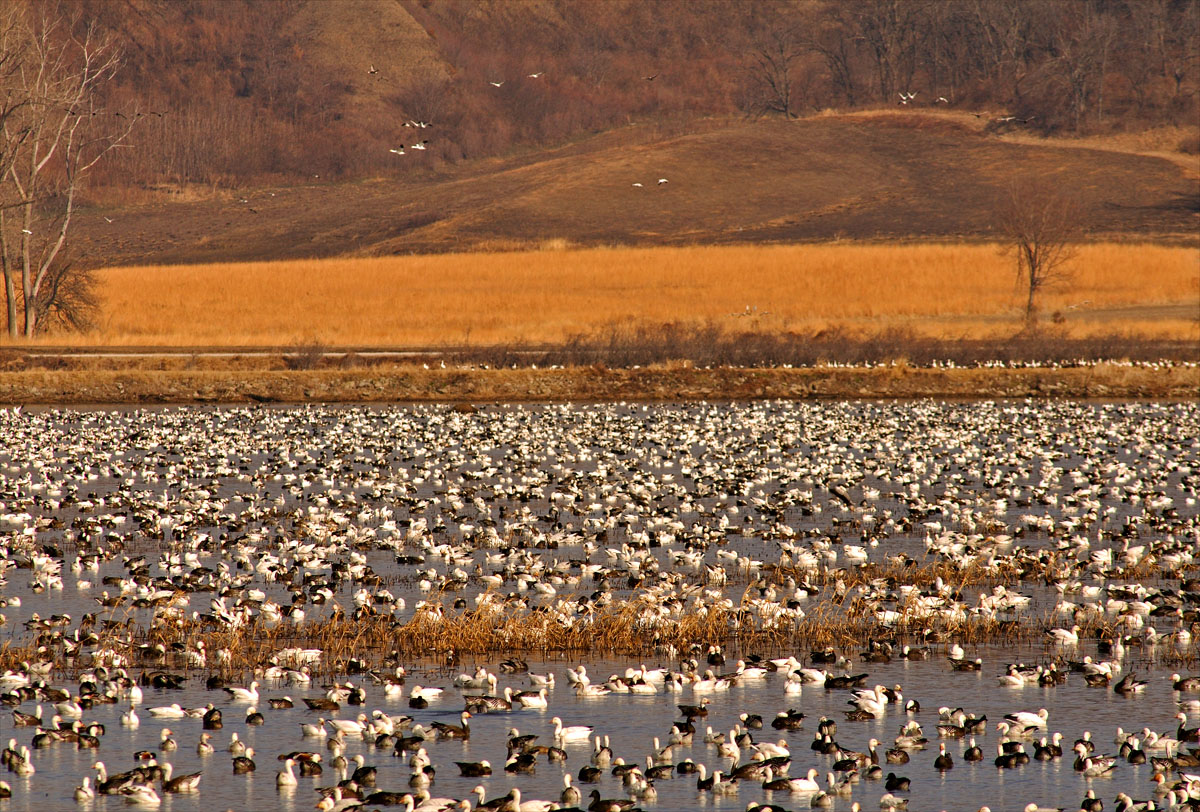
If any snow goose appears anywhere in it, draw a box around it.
[516,688,548,708]
[119,785,162,806]
[1004,708,1049,728]
[327,714,370,736]
[277,758,298,786]
[147,704,186,719]
[74,776,95,802]
[1047,625,1081,645]
[507,787,557,812]
[551,716,593,742]
[224,680,259,702]
[409,685,444,703]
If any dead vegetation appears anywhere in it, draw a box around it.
[4,549,1186,680]
[55,243,1200,348]
[1,361,1196,406]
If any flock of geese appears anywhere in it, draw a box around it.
[0,400,1194,811]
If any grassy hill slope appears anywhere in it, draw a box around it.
[73,112,1198,267]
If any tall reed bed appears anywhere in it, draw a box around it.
[74,243,1199,347]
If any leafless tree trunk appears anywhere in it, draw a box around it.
[851,0,926,103]
[0,3,134,338]
[0,5,31,338]
[996,176,1082,323]
[802,1,863,107]
[743,2,808,119]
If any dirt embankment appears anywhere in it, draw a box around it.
[3,364,1195,406]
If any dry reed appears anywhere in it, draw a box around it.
[25,549,1177,680]
[36,242,1198,348]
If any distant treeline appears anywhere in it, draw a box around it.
[73,0,1198,187]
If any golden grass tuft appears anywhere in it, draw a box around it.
[13,242,1196,347]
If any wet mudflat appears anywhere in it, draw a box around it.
[0,401,1195,812]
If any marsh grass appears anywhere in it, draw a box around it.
[68,243,1200,348]
[39,559,1183,680]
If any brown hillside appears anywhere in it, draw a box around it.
[71,113,1198,267]
[286,0,448,108]
[74,0,1199,189]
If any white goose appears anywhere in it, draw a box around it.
[225,681,260,702]
[551,716,594,742]
[1047,625,1081,645]
[120,785,162,806]
[850,685,889,715]
[1004,708,1049,728]
[74,776,95,802]
[277,757,298,787]
[327,714,369,735]
[517,688,548,708]
[508,787,557,812]
[410,685,444,703]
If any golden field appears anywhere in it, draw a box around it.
[55,242,1200,347]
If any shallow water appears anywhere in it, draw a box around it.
[0,401,1195,811]
[0,645,1190,812]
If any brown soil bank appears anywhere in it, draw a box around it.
[2,364,1195,406]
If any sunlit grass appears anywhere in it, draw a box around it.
[47,242,1200,346]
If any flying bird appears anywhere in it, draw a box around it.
[528,72,544,79]
[368,65,379,75]
[657,178,668,185]
[644,74,658,81]
[389,148,405,155]
[631,183,643,188]
[489,81,504,87]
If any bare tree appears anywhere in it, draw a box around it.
[748,24,806,117]
[0,5,33,336]
[741,1,809,118]
[0,3,135,338]
[996,176,1082,323]
[850,0,927,103]
[392,68,451,130]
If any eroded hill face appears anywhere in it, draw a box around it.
[72,113,1198,267]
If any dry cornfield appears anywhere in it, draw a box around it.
[53,242,1200,347]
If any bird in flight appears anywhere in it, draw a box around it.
[644,74,658,81]
[632,182,643,188]
[528,72,544,79]
[410,141,428,150]
[389,148,405,155]
[368,65,379,75]
[489,81,504,87]
[657,178,668,185]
